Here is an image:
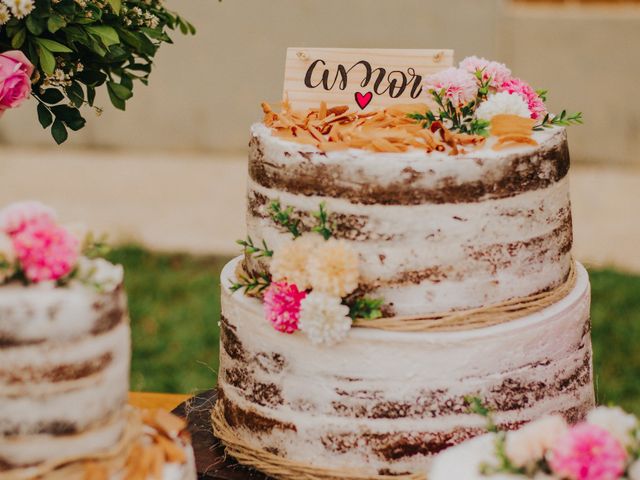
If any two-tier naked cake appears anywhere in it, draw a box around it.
[214,56,593,477]
[0,202,196,480]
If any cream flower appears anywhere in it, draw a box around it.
[270,234,321,289]
[307,239,359,297]
[587,406,638,449]
[0,232,16,283]
[299,292,352,346]
[475,92,531,121]
[505,415,567,468]
[2,0,34,18]
[76,257,124,292]
[0,4,11,25]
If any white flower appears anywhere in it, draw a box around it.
[76,257,123,292]
[475,92,531,121]
[505,415,567,468]
[270,234,321,290]
[299,292,352,346]
[0,232,16,283]
[587,406,638,449]
[628,460,640,480]
[2,0,34,19]
[307,238,360,297]
[0,4,11,25]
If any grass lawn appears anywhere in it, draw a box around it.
[109,246,640,413]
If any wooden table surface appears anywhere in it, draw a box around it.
[128,392,190,411]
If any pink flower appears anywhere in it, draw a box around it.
[263,282,307,334]
[12,220,80,283]
[0,201,57,235]
[549,423,627,480]
[0,50,34,116]
[423,67,477,107]
[459,56,512,87]
[499,77,547,120]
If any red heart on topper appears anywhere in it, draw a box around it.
[355,91,373,110]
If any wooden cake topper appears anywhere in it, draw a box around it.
[283,48,454,111]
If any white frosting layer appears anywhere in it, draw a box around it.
[247,124,572,315]
[218,257,594,474]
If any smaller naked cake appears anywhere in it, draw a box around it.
[0,201,195,480]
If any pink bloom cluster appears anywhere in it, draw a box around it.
[423,67,478,107]
[263,282,307,333]
[459,55,512,87]
[0,51,34,116]
[0,202,79,283]
[549,424,627,480]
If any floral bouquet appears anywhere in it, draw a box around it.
[0,0,194,143]
[430,403,640,480]
[0,201,122,292]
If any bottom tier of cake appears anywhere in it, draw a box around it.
[217,257,595,475]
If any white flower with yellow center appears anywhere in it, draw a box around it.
[299,292,352,346]
[0,232,16,283]
[308,238,359,297]
[475,91,531,121]
[0,4,11,25]
[270,234,321,290]
[2,0,34,19]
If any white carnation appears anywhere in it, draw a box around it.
[0,232,16,283]
[587,406,638,449]
[76,257,124,292]
[505,415,567,468]
[299,292,352,346]
[475,92,531,121]
[628,460,640,480]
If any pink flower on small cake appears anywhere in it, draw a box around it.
[0,50,34,116]
[548,424,627,480]
[459,56,512,88]
[12,218,80,283]
[263,281,307,334]
[499,77,547,120]
[0,200,57,235]
[423,67,478,107]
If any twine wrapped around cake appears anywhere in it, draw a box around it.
[353,260,577,332]
[211,401,427,480]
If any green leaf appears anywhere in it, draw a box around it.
[348,297,384,320]
[107,85,126,110]
[37,103,53,129]
[66,82,84,108]
[47,15,68,33]
[11,28,26,49]
[35,38,73,53]
[26,15,45,35]
[107,0,121,13]
[51,120,68,144]
[39,88,64,104]
[86,25,119,47]
[86,85,96,106]
[37,46,56,75]
[107,81,132,100]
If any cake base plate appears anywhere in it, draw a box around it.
[172,389,272,480]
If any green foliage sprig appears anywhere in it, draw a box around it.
[534,110,583,130]
[268,200,301,238]
[0,0,195,143]
[82,231,111,259]
[230,271,271,295]
[311,201,333,240]
[348,297,384,320]
[236,236,273,258]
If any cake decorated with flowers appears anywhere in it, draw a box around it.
[214,56,593,477]
[0,202,196,480]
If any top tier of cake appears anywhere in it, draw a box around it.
[245,123,572,316]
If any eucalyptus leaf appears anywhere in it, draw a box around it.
[35,38,73,53]
[37,46,56,75]
[86,25,119,47]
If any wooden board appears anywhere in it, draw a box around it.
[172,389,273,480]
[283,47,454,111]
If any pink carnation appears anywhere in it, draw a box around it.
[12,220,80,283]
[499,77,547,120]
[459,56,512,88]
[263,282,307,334]
[423,67,477,107]
[0,201,57,235]
[549,423,627,480]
